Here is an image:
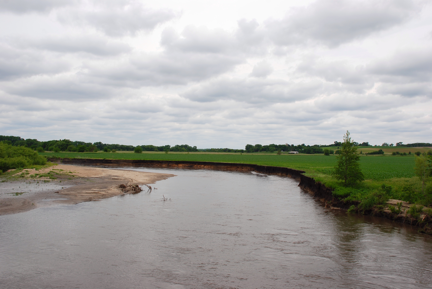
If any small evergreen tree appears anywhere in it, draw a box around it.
[414,153,431,196]
[333,131,364,186]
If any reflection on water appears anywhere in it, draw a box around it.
[1,168,431,288]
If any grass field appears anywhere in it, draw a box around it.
[41,151,416,181]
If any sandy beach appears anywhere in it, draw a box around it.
[0,164,175,215]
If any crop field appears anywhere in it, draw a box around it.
[41,152,416,181]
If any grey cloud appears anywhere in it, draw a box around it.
[5,75,114,101]
[369,49,432,80]
[0,0,71,14]
[0,44,69,80]
[87,51,242,87]
[182,78,322,104]
[59,2,178,37]
[27,35,131,56]
[266,0,419,47]
[297,58,372,93]
[377,82,432,97]
[313,93,404,112]
[250,61,273,78]
[369,48,432,97]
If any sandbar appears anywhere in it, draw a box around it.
[0,164,175,216]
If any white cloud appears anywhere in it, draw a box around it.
[250,61,273,78]
[265,0,420,47]
[58,1,179,37]
[0,0,431,146]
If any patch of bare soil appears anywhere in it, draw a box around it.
[0,165,175,216]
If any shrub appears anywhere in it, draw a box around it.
[77,145,86,152]
[367,149,384,155]
[0,142,46,171]
[36,147,44,153]
[67,145,76,152]
[407,204,423,219]
[134,147,143,153]
[358,185,391,211]
[415,151,421,156]
[53,147,60,153]
[347,205,357,213]
[388,202,402,214]
[323,149,330,156]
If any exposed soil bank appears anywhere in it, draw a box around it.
[52,157,432,234]
[0,164,174,216]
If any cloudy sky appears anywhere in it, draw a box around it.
[0,0,431,148]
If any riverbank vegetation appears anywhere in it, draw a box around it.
[0,142,47,174]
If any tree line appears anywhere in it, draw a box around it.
[0,136,199,153]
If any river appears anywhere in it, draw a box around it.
[1,168,431,288]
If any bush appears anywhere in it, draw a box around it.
[67,145,76,152]
[36,147,44,153]
[367,149,384,155]
[358,185,391,211]
[324,149,330,156]
[134,147,143,153]
[0,142,46,171]
[388,202,402,214]
[415,151,421,156]
[53,147,60,153]
[407,204,423,219]
[77,145,86,152]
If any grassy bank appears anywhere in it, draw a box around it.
[40,151,431,207]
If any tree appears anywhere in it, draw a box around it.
[134,146,143,153]
[414,153,431,196]
[333,131,364,186]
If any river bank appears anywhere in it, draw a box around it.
[0,164,174,215]
[51,158,432,234]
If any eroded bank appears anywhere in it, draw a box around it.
[51,157,432,234]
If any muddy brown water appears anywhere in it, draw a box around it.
[1,168,432,289]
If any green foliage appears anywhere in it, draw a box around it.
[333,131,364,186]
[53,147,60,153]
[36,147,44,153]
[415,151,421,156]
[324,149,330,156]
[277,150,281,155]
[67,145,76,152]
[414,154,431,196]
[367,149,384,155]
[77,145,86,152]
[0,142,47,172]
[355,184,391,211]
[347,205,357,213]
[424,208,432,216]
[407,204,423,219]
[388,202,402,214]
[134,147,143,153]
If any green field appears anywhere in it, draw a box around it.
[41,151,416,180]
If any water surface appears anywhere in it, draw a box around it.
[1,168,431,288]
